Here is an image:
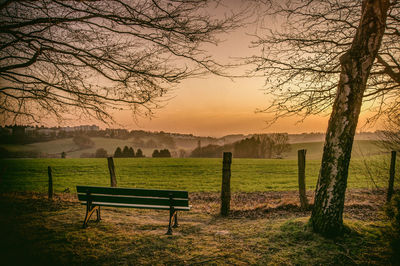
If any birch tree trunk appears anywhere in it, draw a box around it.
[310,0,390,237]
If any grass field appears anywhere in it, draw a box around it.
[0,190,395,265]
[1,156,396,194]
[1,145,398,265]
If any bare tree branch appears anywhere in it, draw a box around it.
[0,0,246,125]
[251,0,399,125]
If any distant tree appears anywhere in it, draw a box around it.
[128,147,135,158]
[234,137,261,158]
[270,133,291,158]
[136,149,144,158]
[95,148,108,158]
[152,150,160,158]
[159,149,171,158]
[258,133,291,159]
[191,134,290,159]
[73,135,94,149]
[378,115,400,151]
[61,151,66,159]
[190,144,228,158]
[122,146,130,157]
[114,147,122,158]
[259,135,274,159]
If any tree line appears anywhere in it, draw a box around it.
[191,134,291,158]
[91,147,171,158]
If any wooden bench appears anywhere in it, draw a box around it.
[76,185,191,235]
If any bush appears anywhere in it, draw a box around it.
[136,148,144,157]
[159,149,171,157]
[152,149,160,158]
[190,144,226,158]
[73,135,94,149]
[95,148,108,158]
[114,147,122,158]
[128,147,135,157]
[152,149,171,158]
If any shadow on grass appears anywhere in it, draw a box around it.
[0,193,394,265]
[260,219,391,265]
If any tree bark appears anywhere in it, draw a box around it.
[311,0,390,237]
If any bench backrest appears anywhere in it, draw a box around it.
[76,185,189,208]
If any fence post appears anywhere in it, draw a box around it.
[387,150,397,203]
[107,157,117,187]
[48,166,53,200]
[221,152,232,216]
[298,149,308,209]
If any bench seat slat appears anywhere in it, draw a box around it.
[79,201,191,211]
[77,185,188,198]
[77,193,189,207]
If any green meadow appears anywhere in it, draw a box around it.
[0,156,393,194]
[0,142,398,265]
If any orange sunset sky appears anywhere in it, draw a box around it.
[64,2,380,137]
[112,22,378,137]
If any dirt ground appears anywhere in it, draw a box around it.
[190,189,387,220]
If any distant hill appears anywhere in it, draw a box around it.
[287,132,379,144]
[0,137,385,159]
[0,128,382,159]
[285,140,384,160]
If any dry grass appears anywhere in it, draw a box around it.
[0,189,394,265]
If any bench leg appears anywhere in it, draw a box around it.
[173,212,179,228]
[83,204,99,228]
[166,208,176,235]
[96,206,101,222]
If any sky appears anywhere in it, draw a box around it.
[116,74,336,137]
[111,6,331,137]
[67,1,380,137]
[110,12,375,138]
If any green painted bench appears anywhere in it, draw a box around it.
[76,185,191,235]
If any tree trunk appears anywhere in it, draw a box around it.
[310,0,389,237]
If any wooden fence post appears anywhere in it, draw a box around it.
[107,157,117,187]
[221,152,232,216]
[298,149,309,209]
[387,150,397,203]
[48,166,53,200]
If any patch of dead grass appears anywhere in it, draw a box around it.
[0,189,392,265]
